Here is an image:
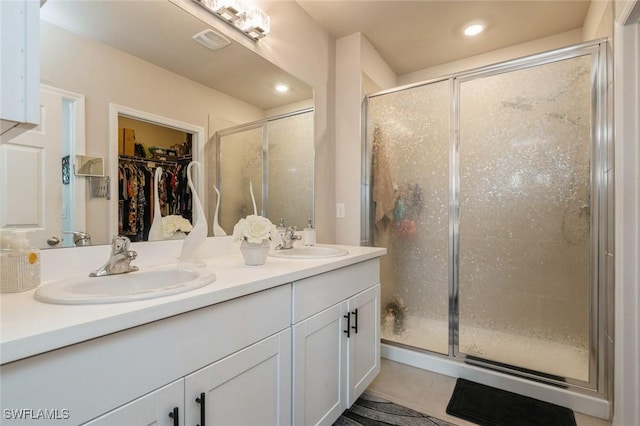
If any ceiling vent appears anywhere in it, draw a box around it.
[192,28,231,51]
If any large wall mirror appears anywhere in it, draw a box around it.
[9,0,314,249]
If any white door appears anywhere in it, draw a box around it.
[185,329,292,426]
[0,86,84,249]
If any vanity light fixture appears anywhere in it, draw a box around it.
[193,0,270,40]
[463,22,485,36]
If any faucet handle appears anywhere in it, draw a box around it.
[111,235,132,253]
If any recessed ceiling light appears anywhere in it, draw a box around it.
[275,84,289,93]
[463,23,485,37]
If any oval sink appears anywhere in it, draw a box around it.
[269,246,348,259]
[34,267,216,305]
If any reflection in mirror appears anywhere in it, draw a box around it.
[216,109,314,233]
[113,109,203,242]
[35,0,314,248]
[75,155,104,177]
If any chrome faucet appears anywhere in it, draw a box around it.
[275,226,302,250]
[89,235,139,277]
[63,230,92,247]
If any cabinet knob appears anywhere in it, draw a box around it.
[168,407,179,426]
[196,392,206,426]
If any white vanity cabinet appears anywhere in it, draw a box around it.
[292,259,381,426]
[0,284,291,425]
[0,249,385,426]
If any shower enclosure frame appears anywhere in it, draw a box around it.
[362,39,612,411]
[215,107,315,222]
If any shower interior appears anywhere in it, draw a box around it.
[363,40,612,406]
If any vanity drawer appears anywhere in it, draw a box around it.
[292,258,380,323]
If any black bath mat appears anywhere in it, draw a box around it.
[446,378,577,426]
[335,392,457,425]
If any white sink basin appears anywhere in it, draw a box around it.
[34,267,216,305]
[269,246,348,259]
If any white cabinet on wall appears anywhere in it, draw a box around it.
[292,259,381,426]
[0,0,39,137]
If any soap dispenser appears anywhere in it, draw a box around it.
[0,230,41,293]
[303,219,316,246]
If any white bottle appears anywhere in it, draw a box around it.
[303,219,316,246]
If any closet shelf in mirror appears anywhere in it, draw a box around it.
[118,154,192,167]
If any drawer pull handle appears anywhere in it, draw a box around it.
[352,308,359,334]
[343,313,351,338]
[168,407,179,426]
[196,392,206,426]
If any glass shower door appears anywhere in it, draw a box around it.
[367,80,450,354]
[456,55,593,382]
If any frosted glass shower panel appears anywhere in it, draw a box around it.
[218,127,263,234]
[267,111,314,230]
[457,56,592,381]
[368,80,450,355]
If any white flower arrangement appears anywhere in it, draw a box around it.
[232,215,278,244]
[162,215,193,239]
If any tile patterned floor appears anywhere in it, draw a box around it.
[365,358,612,426]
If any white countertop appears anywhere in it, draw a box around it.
[0,243,385,364]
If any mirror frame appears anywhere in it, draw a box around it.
[108,103,206,239]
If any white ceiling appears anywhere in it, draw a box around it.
[296,0,592,75]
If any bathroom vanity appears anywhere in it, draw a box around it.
[0,240,385,425]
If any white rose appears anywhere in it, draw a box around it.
[232,215,277,243]
[162,220,178,239]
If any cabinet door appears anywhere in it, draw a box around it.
[83,379,183,426]
[184,329,291,426]
[293,301,348,426]
[347,283,381,406]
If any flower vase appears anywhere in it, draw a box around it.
[240,239,270,266]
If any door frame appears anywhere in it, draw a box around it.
[613,2,640,424]
[108,104,205,239]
